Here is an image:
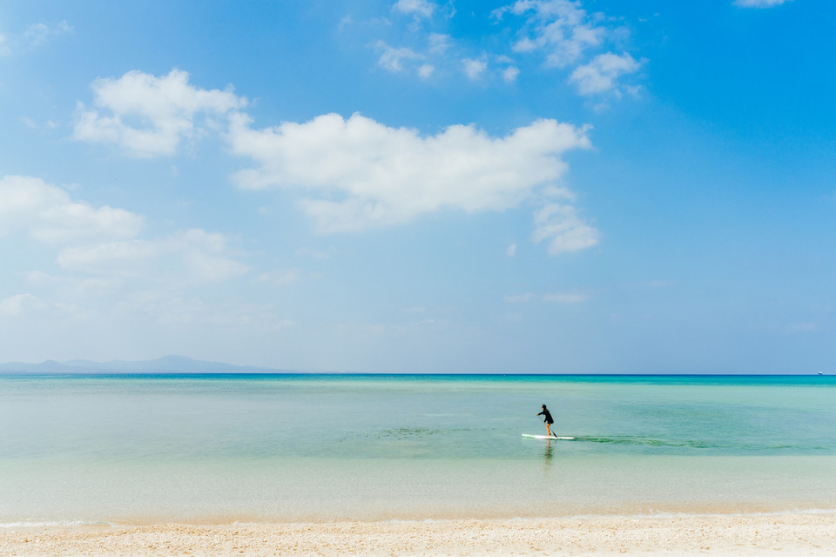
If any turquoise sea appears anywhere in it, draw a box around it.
[1,374,835,524]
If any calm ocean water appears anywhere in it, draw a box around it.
[1,374,835,523]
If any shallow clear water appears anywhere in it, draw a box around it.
[1,374,835,523]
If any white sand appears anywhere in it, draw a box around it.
[2,513,835,556]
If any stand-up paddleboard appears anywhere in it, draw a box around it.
[522,434,575,440]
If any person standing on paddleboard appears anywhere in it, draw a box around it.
[537,404,555,438]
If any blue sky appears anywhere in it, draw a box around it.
[1,0,834,373]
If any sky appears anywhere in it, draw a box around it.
[0,0,834,373]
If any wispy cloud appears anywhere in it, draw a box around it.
[363,0,642,97]
[495,0,642,96]
[254,269,320,287]
[569,52,642,96]
[0,34,10,57]
[375,41,424,72]
[542,291,586,303]
[25,21,73,47]
[505,291,588,303]
[493,0,607,68]
[734,0,792,7]
[393,0,436,19]
[532,199,600,255]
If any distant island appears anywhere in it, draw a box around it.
[0,355,285,374]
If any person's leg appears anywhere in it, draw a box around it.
[545,422,553,437]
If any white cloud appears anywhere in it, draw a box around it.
[428,33,451,54]
[25,21,73,47]
[506,243,517,257]
[503,66,521,83]
[532,200,600,254]
[734,0,791,7]
[228,112,594,248]
[0,34,10,57]
[569,52,641,95]
[0,175,143,244]
[375,41,424,72]
[462,57,488,80]
[491,0,642,98]
[418,64,435,78]
[57,229,249,283]
[0,174,248,284]
[393,0,436,19]
[0,294,43,316]
[73,69,247,157]
[495,0,607,68]
[543,291,586,303]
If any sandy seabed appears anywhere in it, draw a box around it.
[1,513,835,557]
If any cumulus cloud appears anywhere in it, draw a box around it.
[25,21,73,47]
[502,66,521,82]
[418,64,435,78]
[734,0,791,7]
[0,175,143,244]
[462,57,488,80]
[228,112,595,248]
[569,52,642,95]
[73,69,247,157]
[393,0,436,18]
[1,174,248,284]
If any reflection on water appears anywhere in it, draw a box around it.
[0,374,835,521]
[543,438,554,465]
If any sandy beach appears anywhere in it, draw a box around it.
[2,513,835,556]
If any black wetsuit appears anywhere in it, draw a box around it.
[538,408,554,424]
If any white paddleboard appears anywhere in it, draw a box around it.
[522,434,575,440]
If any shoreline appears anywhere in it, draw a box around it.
[2,512,835,556]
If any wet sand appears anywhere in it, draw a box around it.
[2,513,835,556]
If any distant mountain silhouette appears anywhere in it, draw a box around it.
[0,355,284,374]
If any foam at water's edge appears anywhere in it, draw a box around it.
[0,521,113,528]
